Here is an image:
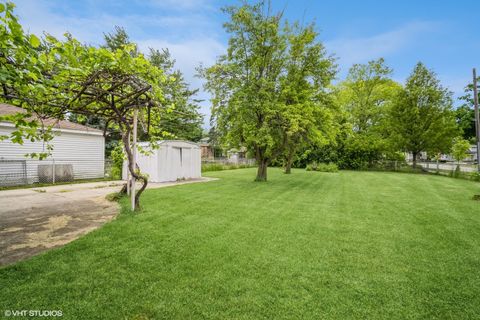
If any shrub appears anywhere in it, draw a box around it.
[201,162,255,172]
[202,163,224,172]
[110,143,125,179]
[317,162,339,172]
[305,162,338,173]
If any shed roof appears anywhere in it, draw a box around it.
[0,103,103,134]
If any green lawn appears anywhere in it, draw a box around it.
[1,169,480,319]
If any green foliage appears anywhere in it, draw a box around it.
[458,81,479,141]
[0,3,170,209]
[148,48,203,142]
[445,165,480,182]
[338,58,400,135]
[389,63,458,163]
[201,162,255,172]
[110,142,125,179]
[202,2,289,181]
[471,172,480,182]
[455,105,476,141]
[305,161,338,172]
[102,26,138,56]
[0,1,57,158]
[277,22,337,172]
[202,2,336,180]
[306,59,402,170]
[451,137,471,163]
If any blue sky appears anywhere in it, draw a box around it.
[12,0,480,126]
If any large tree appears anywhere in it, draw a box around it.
[53,38,167,209]
[0,2,60,157]
[202,2,288,181]
[389,62,457,168]
[148,48,203,142]
[70,27,203,153]
[1,4,167,209]
[339,58,399,134]
[457,82,479,142]
[203,1,336,181]
[278,23,336,173]
[331,59,401,169]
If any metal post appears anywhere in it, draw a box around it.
[22,160,27,184]
[131,109,138,211]
[473,68,480,172]
[126,172,130,195]
[126,132,130,196]
[52,159,55,184]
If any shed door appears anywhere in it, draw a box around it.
[182,148,192,178]
[170,147,182,181]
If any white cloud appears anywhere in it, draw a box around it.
[326,21,439,69]
[13,0,225,127]
[138,38,225,122]
[138,38,224,86]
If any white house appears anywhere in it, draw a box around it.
[122,140,201,182]
[0,104,105,186]
[406,145,478,163]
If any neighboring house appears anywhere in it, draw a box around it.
[122,140,201,182]
[0,104,105,186]
[405,151,428,162]
[227,147,248,163]
[406,145,478,163]
[199,137,214,160]
[465,145,477,162]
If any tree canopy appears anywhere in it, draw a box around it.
[389,62,458,167]
[0,3,167,209]
[202,1,336,181]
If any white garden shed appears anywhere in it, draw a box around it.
[122,140,201,182]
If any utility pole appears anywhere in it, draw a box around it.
[131,108,138,210]
[473,68,480,172]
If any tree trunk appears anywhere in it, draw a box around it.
[255,146,268,182]
[256,159,268,181]
[284,152,293,174]
[284,162,292,174]
[122,130,148,210]
[412,152,417,169]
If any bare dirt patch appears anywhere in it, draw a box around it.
[0,185,120,266]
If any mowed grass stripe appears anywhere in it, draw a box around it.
[1,168,479,319]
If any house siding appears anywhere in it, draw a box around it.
[0,124,105,184]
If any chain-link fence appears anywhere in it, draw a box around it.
[0,158,106,187]
[356,160,480,181]
[414,161,479,173]
[202,157,256,166]
[0,159,28,186]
